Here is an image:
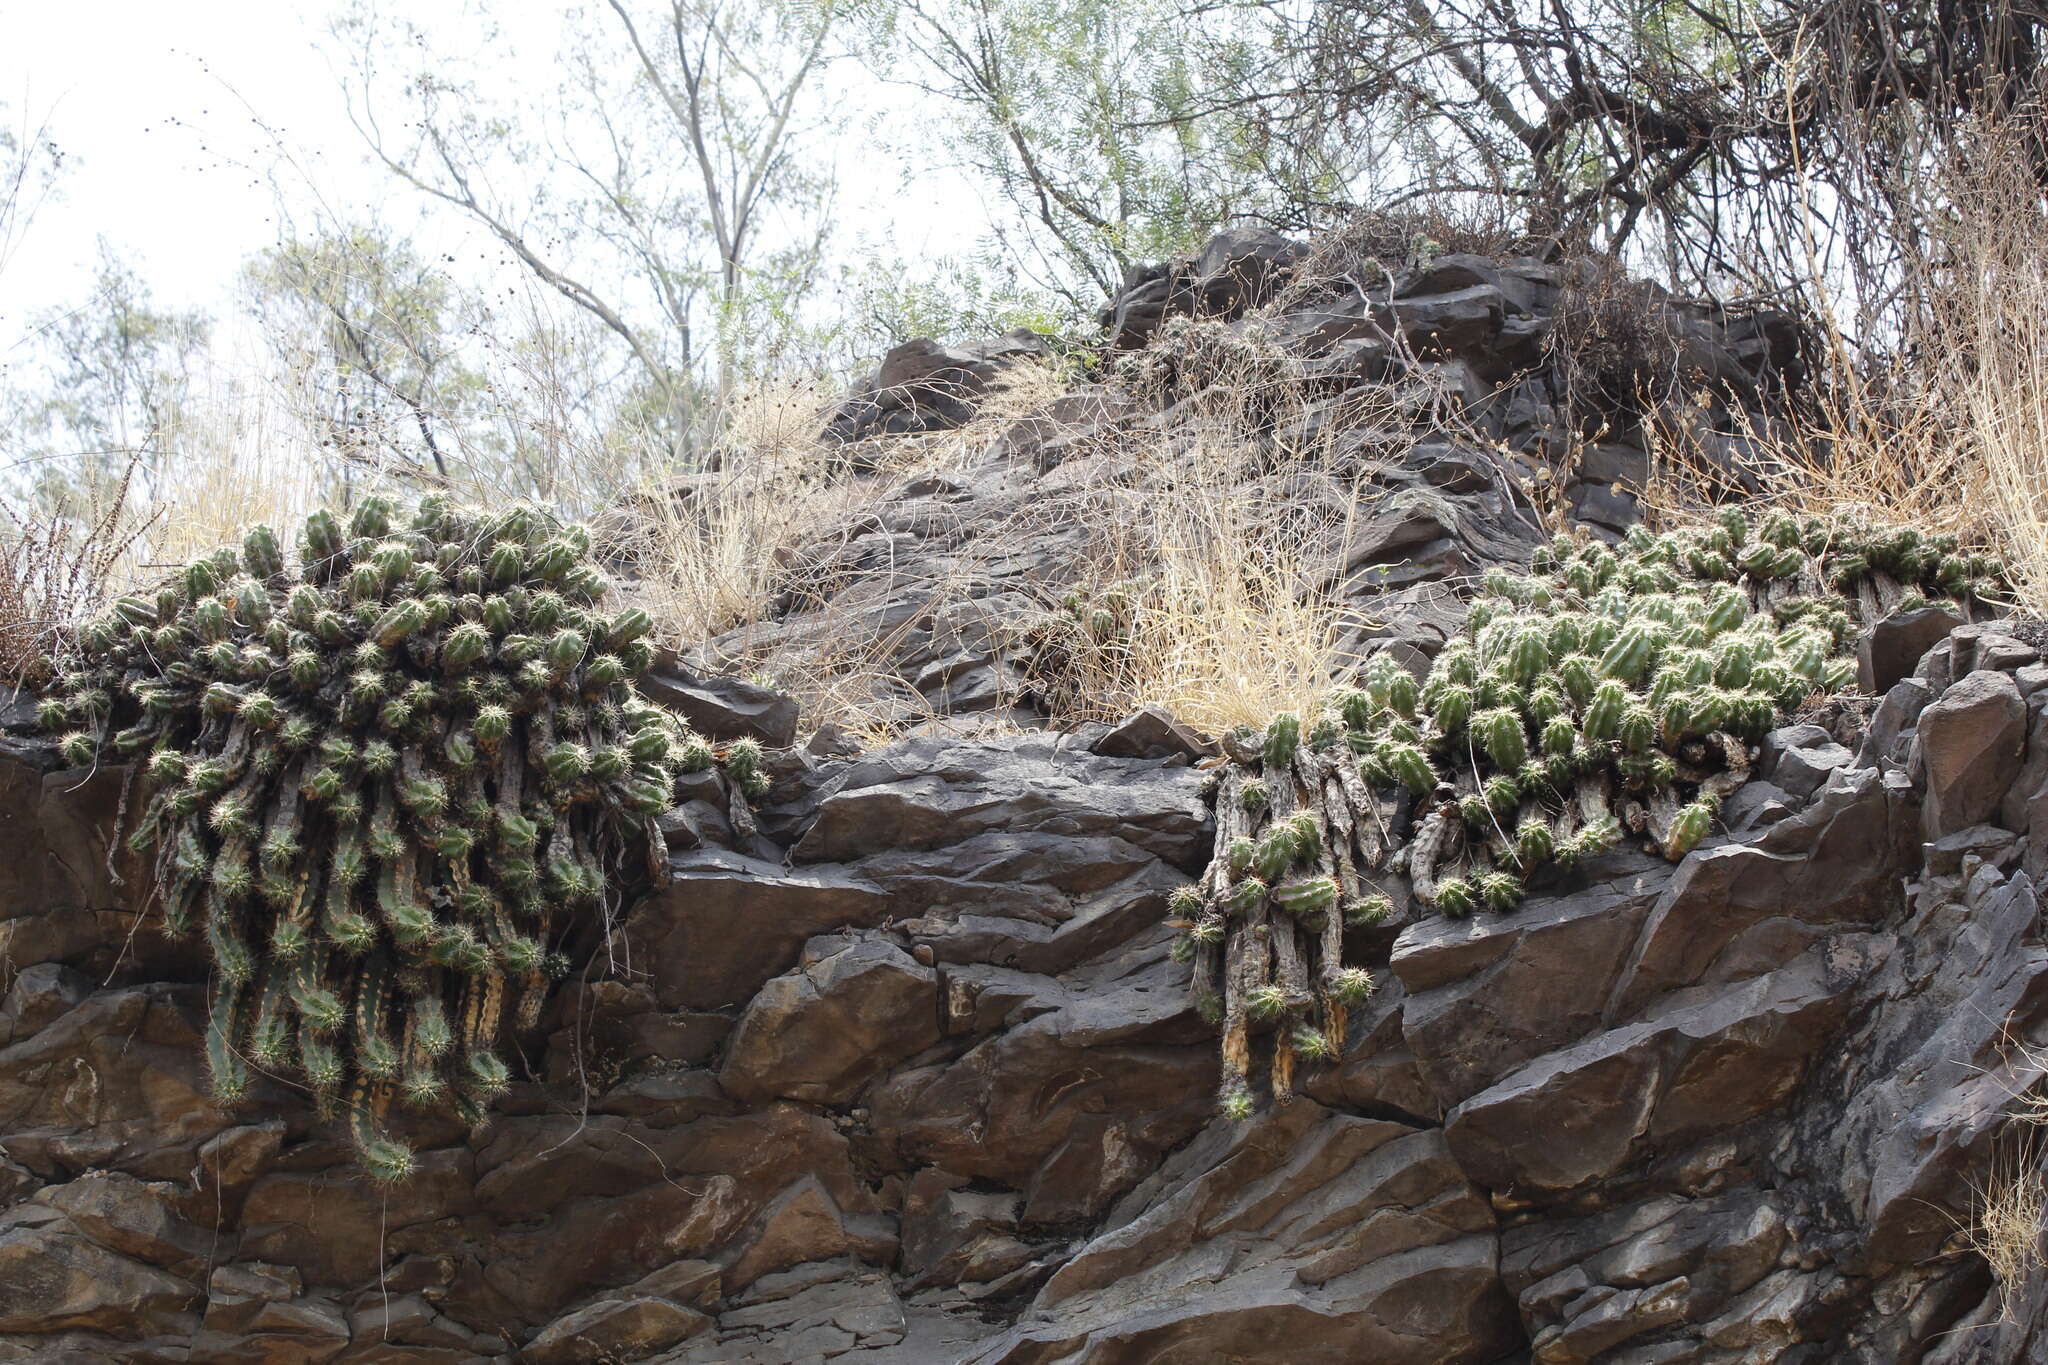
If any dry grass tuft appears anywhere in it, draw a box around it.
[1024,321,1383,735]
[137,394,341,569]
[628,359,1072,658]
[862,356,1073,480]
[1974,1149,2048,1304]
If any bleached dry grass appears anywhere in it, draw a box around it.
[1973,1149,2048,1308]
[628,325,1384,740]
[1022,319,1386,735]
[1644,113,2048,617]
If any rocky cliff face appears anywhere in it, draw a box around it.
[679,228,1807,735]
[4,621,2048,1363]
[2,232,2044,1364]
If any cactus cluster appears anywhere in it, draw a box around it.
[1175,510,2007,1118]
[43,496,731,1182]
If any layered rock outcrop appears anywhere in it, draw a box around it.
[3,614,2048,1362]
[2,230,2042,1362]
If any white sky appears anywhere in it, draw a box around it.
[0,1,990,349]
[0,1,397,323]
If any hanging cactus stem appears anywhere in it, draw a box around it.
[44,498,770,1181]
[1169,509,2008,1126]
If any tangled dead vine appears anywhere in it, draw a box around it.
[1173,509,2009,1118]
[40,495,767,1181]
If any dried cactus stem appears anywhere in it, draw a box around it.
[1271,1032,1296,1102]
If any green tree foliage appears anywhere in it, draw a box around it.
[6,240,210,511]
[243,225,488,482]
[863,0,1331,304]
[334,0,856,454]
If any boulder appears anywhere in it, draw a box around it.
[977,1104,1518,1364]
[1859,606,1964,695]
[1446,946,1870,1203]
[1100,229,1306,347]
[822,331,1051,444]
[719,937,941,1105]
[523,1295,709,1363]
[1917,667,2025,837]
[1092,705,1209,762]
[617,850,890,1011]
[638,665,799,748]
[0,1220,199,1335]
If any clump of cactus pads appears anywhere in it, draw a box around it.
[46,496,737,1181]
[1171,510,2008,1118]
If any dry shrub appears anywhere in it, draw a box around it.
[631,307,1410,742]
[721,375,836,467]
[1648,110,2048,615]
[1546,262,1690,430]
[0,461,155,687]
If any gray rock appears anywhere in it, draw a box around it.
[899,1171,1036,1287]
[719,937,941,1105]
[640,665,800,748]
[0,962,87,1046]
[1859,606,1964,694]
[672,1262,908,1362]
[1569,479,1643,534]
[1393,283,1506,355]
[0,1221,198,1335]
[1092,705,1209,762]
[971,1104,1516,1364]
[1447,947,1866,1203]
[524,1295,710,1363]
[1607,766,1911,1021]
[1393,867,1665,1107]
[1857,676,1934,767]
[1769,739,1855,801]
[1917,668,2025,837]
[619,850,890,1010]
[792,735,1210,870]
